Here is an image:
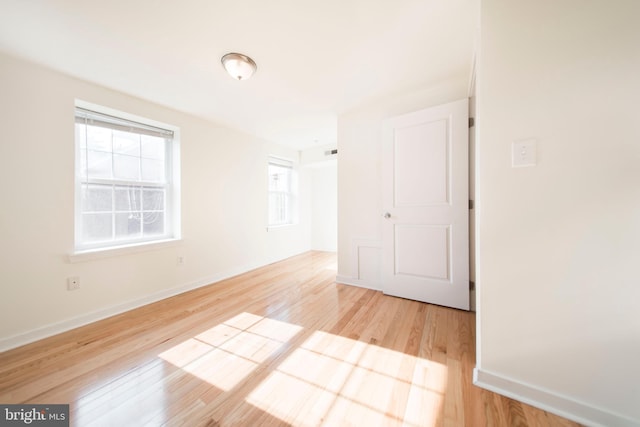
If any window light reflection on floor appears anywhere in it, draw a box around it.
[324,262,338,271]
[158,312,303,391]
[74,360,170,426]
[157,312,447,426]
[246,330,447,426]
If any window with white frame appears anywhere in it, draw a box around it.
[268,157,296,227]
[74,105,179,252]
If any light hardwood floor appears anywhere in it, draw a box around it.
[0,251,580,426]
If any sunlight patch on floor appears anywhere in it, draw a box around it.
[246,330,447,426]
[158,312,303,391]
[324,262,338,271]
[157,312,447,425]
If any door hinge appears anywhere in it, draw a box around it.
[469,281,475,291]
[469,200,474,210]
[469,117,475,128]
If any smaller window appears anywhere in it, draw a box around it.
[268,157,296,227]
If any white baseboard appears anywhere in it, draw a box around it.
[0,257,293,353]
[473,368,638,427]
[335,275,381,291]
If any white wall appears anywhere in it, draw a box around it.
[336,77,469,288]
[475,1,640,425]
[0,52,311,348]
[309,161,337,252]
[300,143,338,252]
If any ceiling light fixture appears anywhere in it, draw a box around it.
[221,52,257,81]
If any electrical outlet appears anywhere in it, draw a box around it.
[177,256,186,266]
[67,276,80,291]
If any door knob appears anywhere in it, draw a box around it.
[383,212,391,219]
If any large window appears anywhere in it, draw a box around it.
[74,104,179,252]
[268,157,296,227]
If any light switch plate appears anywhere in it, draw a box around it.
[512,139,537,167]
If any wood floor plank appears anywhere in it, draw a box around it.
[0,251,582,427]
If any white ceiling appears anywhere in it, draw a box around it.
[0,0,478,150]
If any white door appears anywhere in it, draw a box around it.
[382,99,469,310]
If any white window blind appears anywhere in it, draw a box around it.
[74,106,177,251]
[268,157,296,226]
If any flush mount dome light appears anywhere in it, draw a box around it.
[221,52,257,80]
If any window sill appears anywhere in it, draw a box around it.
[68,238,183,263]
[266,223,297,231]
